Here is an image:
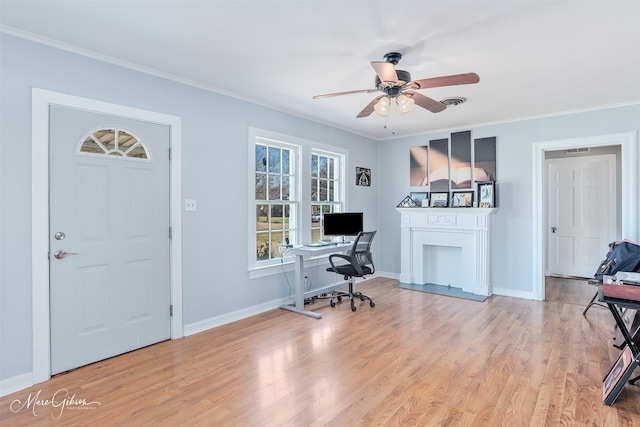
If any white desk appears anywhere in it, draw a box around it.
[279,242,352,318]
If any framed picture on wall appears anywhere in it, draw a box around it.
[430,192,448,207]
[356,167,371,186]
[451,191,473,207]
[477,181,496,208]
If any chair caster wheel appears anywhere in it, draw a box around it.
[360,296,365,301]
[330,300,336,307]
[337,296,342,302]
[351,304,357,312]
[370,301,375,308]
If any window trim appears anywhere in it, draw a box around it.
[248,127,348,278]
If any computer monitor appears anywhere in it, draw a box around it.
[322,212,363,239]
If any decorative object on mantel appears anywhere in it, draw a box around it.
[356,167,371,186]
[451,191,473,207]
[409,192,428,207]
[397,195,419,208]
[477,181,496,208]
[430,192,448,207]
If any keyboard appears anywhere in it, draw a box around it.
[305,242,331,247]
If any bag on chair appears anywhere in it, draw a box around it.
[594,240,640,281]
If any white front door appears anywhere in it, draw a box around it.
[547,154,616,278]
[49,106,171,374]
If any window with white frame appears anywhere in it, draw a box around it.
[310,150,343,242]
[249,128,346,272]
[253,139,297,264]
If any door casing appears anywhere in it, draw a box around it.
[532,132,638,301]
[31,88,183,384]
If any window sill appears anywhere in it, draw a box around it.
[249,254,331,279]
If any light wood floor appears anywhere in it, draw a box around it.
[2,277,639,426]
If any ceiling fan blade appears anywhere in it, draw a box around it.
[356,96,384,118]
[371,61,399,84]
[312,88,378,99]
[405,91,447,113]
[412,72,480,90]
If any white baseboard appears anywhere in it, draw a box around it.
[492,286,537,300]
[183,297,289,337]
[0,372,33,397]
[375,271,399,281]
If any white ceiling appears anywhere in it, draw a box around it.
[2,0,639,140]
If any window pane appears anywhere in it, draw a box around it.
[282,176,290,201]
[268,147,281,173]
[319,179,327,201]
[256,204,268,231]
[255,145,267,172]
[328,181,334,202]
[269,233,283,259]
[256,232,270,261]
[255,173,267,200]
[311,154,318,178]
[311,178,318,201]
[94,129,116,151]
[319,156,328,178]
[268,174,281,200]
[329,158,334,179]
[282,149,290,175]
[284,205,291,229]
[270,205,283,230]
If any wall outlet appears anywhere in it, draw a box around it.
[184,199,197,211]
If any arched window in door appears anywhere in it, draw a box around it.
[78,128,150,160]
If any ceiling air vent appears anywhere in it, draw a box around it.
[565,148,590,154]
[439,97,467,107]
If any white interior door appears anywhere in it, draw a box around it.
[547,154,616,278]
[49,106,171,374]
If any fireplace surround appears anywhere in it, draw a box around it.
[396,208,497,296]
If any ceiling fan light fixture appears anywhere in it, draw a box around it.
[396,94,415,115]
[374,96,390,116]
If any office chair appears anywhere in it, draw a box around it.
[326,231,376,312]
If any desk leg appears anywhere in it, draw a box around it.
[279,254,322,318]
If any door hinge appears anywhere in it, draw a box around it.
[169,226,172,239]
[169,148,172,160]
[170,305,173,317]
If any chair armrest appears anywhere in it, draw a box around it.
[328,253,363,276]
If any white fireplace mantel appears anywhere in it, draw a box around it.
[396,208,497,296]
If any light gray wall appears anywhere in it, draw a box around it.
[377,105,640,295]
[2,32,639,384]
[0,34,377,381]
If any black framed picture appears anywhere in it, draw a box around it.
[477,181,496,208]
[603,346,638,405]
[410,192,429,207]
[356,167,371,186]
[451,191,473,207]
[430,192,448,207]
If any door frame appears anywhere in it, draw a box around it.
[532,132,638,300]
[31,88,183,384]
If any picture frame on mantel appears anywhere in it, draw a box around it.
[477,181,496,208]
[451,191,473,208]
[410,192,429,207]
[430,192,448,207]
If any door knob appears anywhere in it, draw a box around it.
[53,250,79,259]
[551,226,557,233]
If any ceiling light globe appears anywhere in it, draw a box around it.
[397,94,415,115]
[374,96,390,116]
